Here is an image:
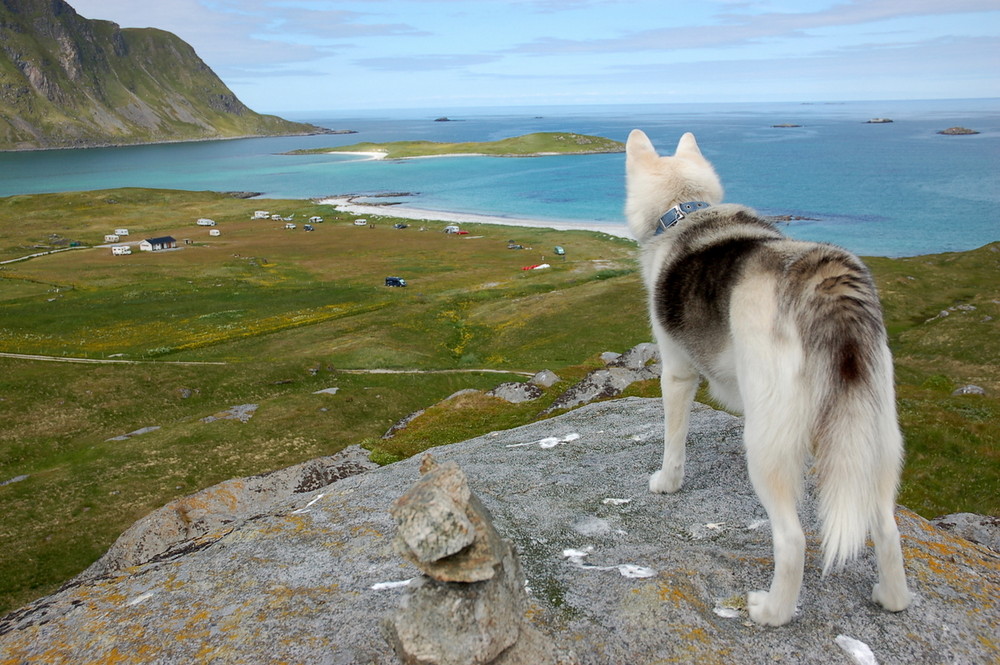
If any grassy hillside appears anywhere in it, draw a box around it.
[0,0,321,150]
[0,188,996,615]
[289,132,625,159]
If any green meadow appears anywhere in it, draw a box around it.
[0,188,996,614]
[287,132,625,158]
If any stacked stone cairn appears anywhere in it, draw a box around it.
[384,454,573,665]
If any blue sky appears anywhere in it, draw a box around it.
[68,0,1000,113]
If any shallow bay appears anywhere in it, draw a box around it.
[1,99,997,256]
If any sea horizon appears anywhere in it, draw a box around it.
[271,96,1000,120]
[1,98,997,257]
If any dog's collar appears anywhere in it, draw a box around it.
[654,201,711,236]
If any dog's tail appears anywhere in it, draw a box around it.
[787,246,904,574]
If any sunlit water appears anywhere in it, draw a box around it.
[1,99,997,256]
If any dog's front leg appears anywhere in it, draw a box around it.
[649,366,698,494]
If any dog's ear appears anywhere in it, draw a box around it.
[674,132,704,159]
[626,129,658,165]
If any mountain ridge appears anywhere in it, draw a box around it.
[0,0,326,150]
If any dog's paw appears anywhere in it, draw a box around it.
[872,582,912,612]
[649,468,683,494]
[747,591,794,627]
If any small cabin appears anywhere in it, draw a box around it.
[253,211,270,219]
[209,229,221,237]
[139,236,177,252]
[111,245,131,255]
[115,228,129,236]
[196,218,216,227]
[104,234,120,243]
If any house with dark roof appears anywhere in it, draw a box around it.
[138,236,177,252]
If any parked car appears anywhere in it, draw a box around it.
[385,276,407,287]
[354,219,368,226]
[393,223,408,229]
[303,224,314,231]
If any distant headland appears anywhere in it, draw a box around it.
[0,0,329,151]
[284,132,625,159]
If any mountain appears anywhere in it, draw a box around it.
[0,0,326,150]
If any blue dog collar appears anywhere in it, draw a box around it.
[654,201,711,235]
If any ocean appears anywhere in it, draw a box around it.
[1,99,997,257]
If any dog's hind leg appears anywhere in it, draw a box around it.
[649,345,699,494]
[871,502,912,611]
[743,413,809,626]
[870,421,912,611]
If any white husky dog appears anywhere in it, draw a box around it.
[624,129,912,626]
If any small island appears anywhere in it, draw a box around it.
[285,132,625,159]
[866,118,894,124]
[938,126,980,135]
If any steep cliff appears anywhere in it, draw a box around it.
[0,0,323,150]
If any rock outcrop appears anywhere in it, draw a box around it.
[1,398,997,664]
[385,344,657,438]
[487,381,544,404]
[931,513,1000,551]
[76,445,378,581]
[544,342,660,413]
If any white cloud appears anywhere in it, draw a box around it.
[508,0,1000,55]
[61,0,1000,110]
[69,0,424,71]
[591,34,1000,101]
[355,54,502,72]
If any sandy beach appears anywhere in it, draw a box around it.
[329,151,387,161]
[316,196,632,239]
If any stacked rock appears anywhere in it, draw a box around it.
[384,454,572,665]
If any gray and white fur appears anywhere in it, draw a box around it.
[624,129,912,626]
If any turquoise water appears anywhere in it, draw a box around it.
[1,99,997,257]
